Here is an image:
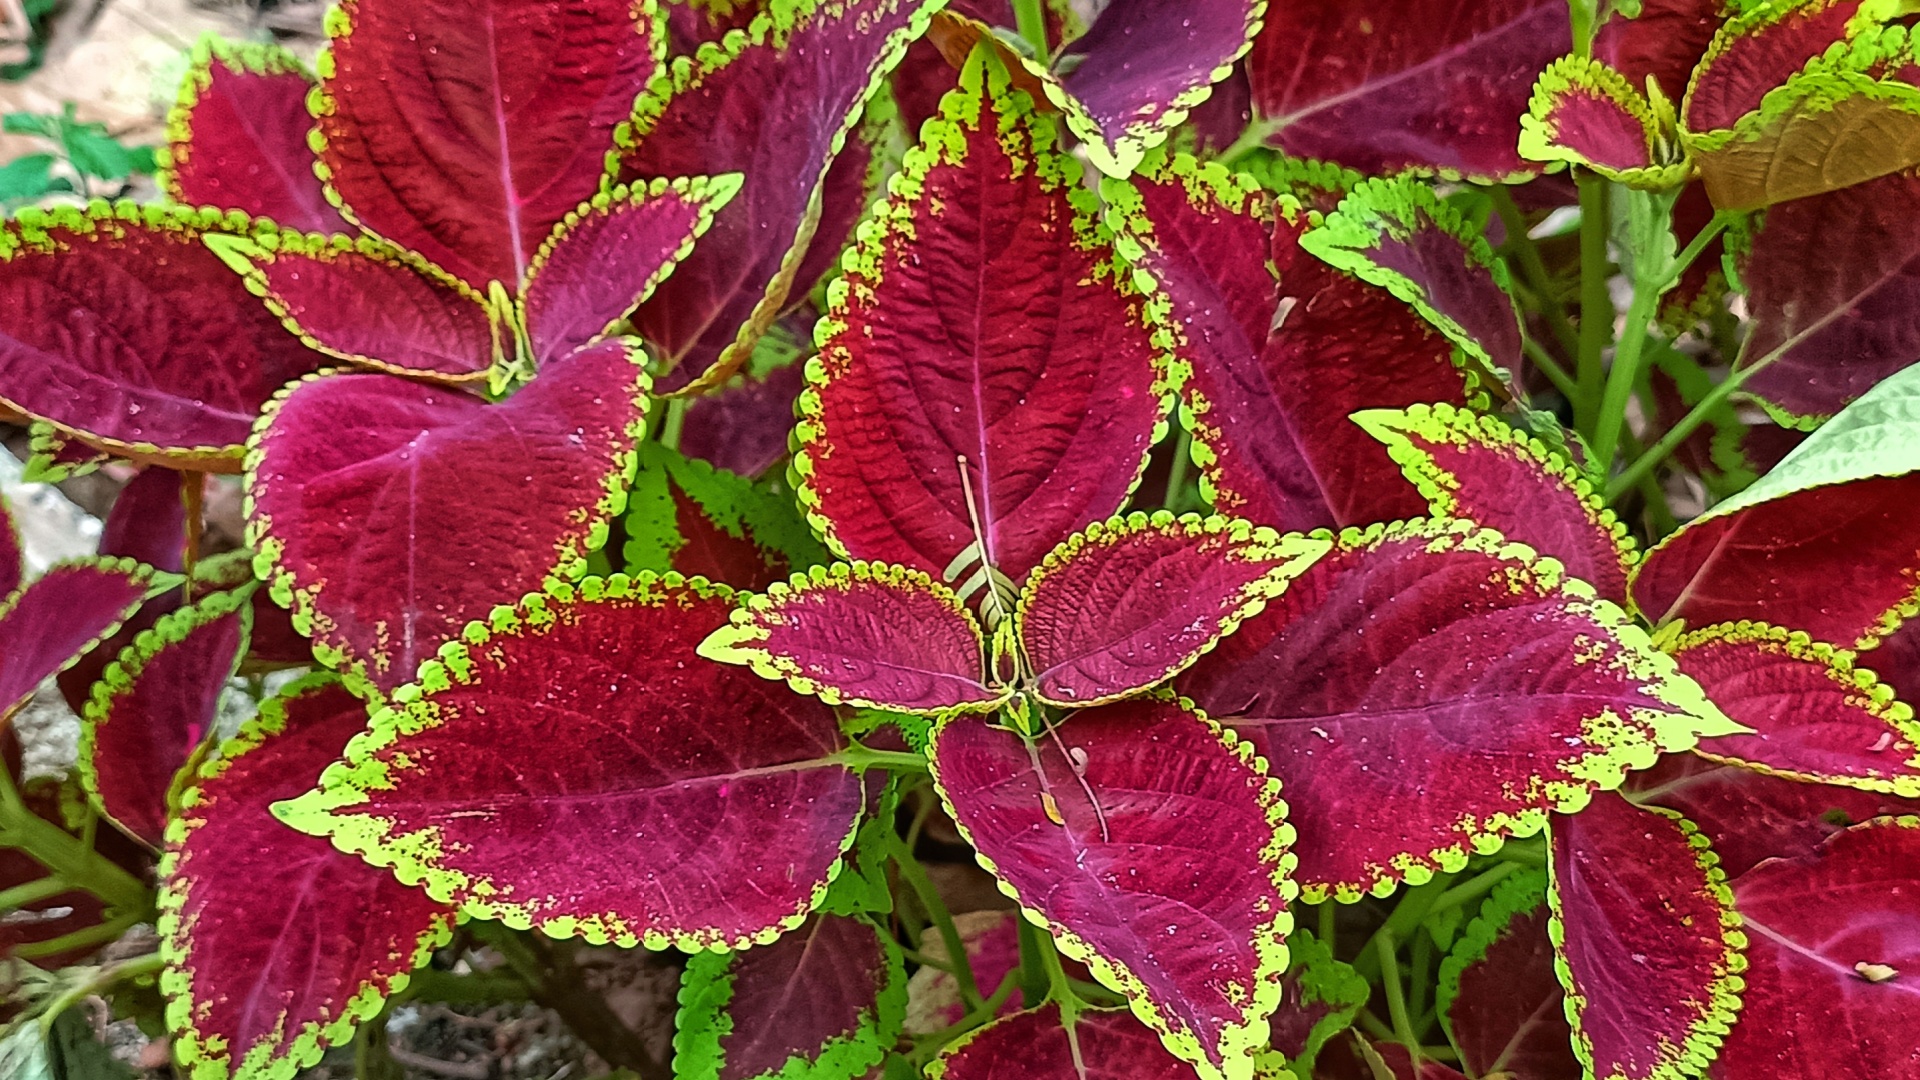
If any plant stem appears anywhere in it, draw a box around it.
[1376,932,1420,1061]
[472,923,665,1080]
[910,971,1020,1061]
[1520,331,1579,401]
[1352,873,1456,984]
[33,951,164,1032]
[1491,187,1579,360]
[1164,428,1192,513]
[839,745,930,774]
[1408,930,1433,1038]
[1426,863,1520,921]
[1012,0,1049,60]
[0,874,77,912]
[888,830,983,1011]
[0,770,150,916]
[657,397,688,451]
[1607,358,1761,500]
[1574,174,1612,437]
[1318,899,1337,951]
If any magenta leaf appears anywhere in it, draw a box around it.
[674,914,907,1080]
[1625,753,1920,878]
[160,37,348,234]
[929,696,1292,1080]
[246,340,647,693]
[1595,0,1725,103]
[611,0,944,395]
[700,561,1008,715]
[1435,870,1581,1080]
[315,0,661,291]
[1176,519,1737,902]
[276,574,865,948]
[624,442,829,592]
[1518,56,1688,188]
[80,588,250,848]
[1548,792,1746,1080]
[0,204,326,469]
[932,1006,1203,1080]
[1711,816,1920,1077]
[797,51,1172,584]
[159,674,456,1080]
[1671,622,1920,796]
[1103,151,1479,534]
[0,493,18,600]
[1015,512,1329,708]
[1266,929,1368,1076]
[0,558,155,718]
[680,345,808,478]
[98,468,189,574]
[1246,0,1571,180]
[1357,403,1636,604]
[904,910,1073,1031]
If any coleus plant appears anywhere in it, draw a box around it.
[3,1,1920,1080]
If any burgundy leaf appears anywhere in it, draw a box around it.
[160,37,349,234]
[611,0,943,395]
[929,696,1291,1079]
[159,675,456,1079]
[1015,512,1329,707]
[0,558,153,718]
[0,205,327,470]
[665,0,762,52]
[1104,151,1477,534]
[1176,519,1736,901]
[316,0,661,290]
[1041,0,1265,177]
[1246,0,1571,180]
[790,107,886,302]
[623,441,828,592]
[80,588,248,847]
[1549,793,1745,1080]
[700,561,1006,714]
[1180,63,1253,157]
[932,1006,1200,1080]
[680,360,807,478]
[1672,622,1920,795]
[1625,752,1920,878]
[205,230,497,381]
[0,494,17,599]
[1357,403,1635,604]
[98,468,188,574]
[247,341,646,692]
[674,914,906,1080]
[905,910,1078,1031]
[1711,817,1920,1078]
[1518,56,1687,187]
[798,51,1171,583]
[1265,928,1367,1075]
[276,575,865,948]
[1435,870,1581,1080]
[1595,0,1726,102]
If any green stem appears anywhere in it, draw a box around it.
[1164,428,1193,513]
[1425,863,1520,922]
[889,830,983,1011]
[0,874,77,912]
[1012,0,1049,59]
[1218,119,1281,168]
[1035,926,1084,1023]
[1520,331,1580,401]
[1352,874,1455,983]
[657,397,688,451]
[1490,837,1548,868]
[911,971,1021,1061]
[1408,931,1433,1038]
[0,759,150,916]
[1376,933,1420,1061]
[839,744,931,774]
[11,909,139,961]
[1574,174,1613,437]
[1607,358,1761,500]
[1318,899,1337,951]
[1491,187,1580,360]
[33,951,164,1033]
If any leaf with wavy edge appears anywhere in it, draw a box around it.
[0,558,155,719]
[674,914,906,1080]
[1520,55,1690,188]
[20,422,112,484]
[700,561,1007,715]
[931,1006,1209,1080]
[160,674,456,1080]
[80,588,249,848]
[610,0,945,396]
[1624,752,1920,877]
[159,36,348,234]
[1101,151,1476,534]
[1711,815,1920,1077]
[1176,519,1739,902]
[1670,622,1920,795]
[625,442,829,593]
[1357,403,1636,604]
[1435,869,1581,1080]
[929,695,1293,1080]
[1015,511,1329,708]
[275,574,865,949]
[99,468,189,574]
[1301,176,1523,383]
[313,0,662,291]
[1245,0,1570,181]
[1680,0,1867,133]
[246,340,648,693]
[1632,361,1920,646]
[1596,0,1726,103]
[1548,793,1746,1080]
[1265,928,1367,1076]
[0,203,327,470]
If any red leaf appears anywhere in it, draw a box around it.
[98,468,188,574]
[611,0,943,394]
[1548,793,1745,1080]
[680,359,807,478]
[0,494,17,599]
[932,1006,1201,1080]
[929,697,1292,1079]
[700,561,1007,714]
[1518,57,1686,186]
[1177,519,1735,901]
[1595,0,1726,103]
[316,0,661,290]
[1246,0,1571,180]
[161,38,349,234]
[1016,512,1329,708]
[1266,928,1368,1074]
[0,558,153,718]
[80,588,248,847]
[0,205,327,470]
[798,51,1171,583]
[1672,622,1920,796]
[1435,870,1580,1080]
[1357,403,1635,604]
[1681,0,1861,134]
[247,341,646,692]
[1711,817,1920,1078]
[159,675,456,1079]
[276,575,865,948]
